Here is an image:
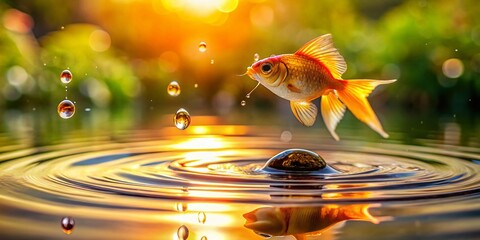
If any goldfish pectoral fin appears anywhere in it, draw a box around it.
[321,92,346,141]
[290,101,318,127]
[294,34,347,79]
[336,79,396,138]
[287,83,301,93]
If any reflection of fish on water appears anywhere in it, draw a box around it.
[243,204,390,240]
[244,34,396,141]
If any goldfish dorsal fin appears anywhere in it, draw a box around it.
[290,101,318,127]
[321,91,346,141]
[295,34,347,79]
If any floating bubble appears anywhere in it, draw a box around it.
[174,108,191,130]
[198,42,207,52]
[442,58,464,78]
[167,81,181,96]
[60,70,72,84]
[57,100,75,119]
[61,216,75,234]
[194,83,198,88]
[241,100,246,106]
[177,225,189,240]
[254,53,259,61]
[280,130,292,142]
[198,212,206,224]
[210,59,215,64]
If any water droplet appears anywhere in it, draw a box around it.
[175,202,188,212]
[60,70,72,84]
[455,49,458,52]
[61,216,74,234]
[57,99,75,119]
[200,236,208,240]
[167,81,181,97]
[177,225,189,240]
[174,108,191,130]
[210,59,215,64]
[263,149,327,172]
[198,41,207,52]
[61,26,65,30]
[198,212,206,224]
[194,83,198,88]
[254,53,259,61]
[85,108,91,112]
[280,130,292,142]
[246,94,250,99]
[241,100,246,106]
[43,63,46,66]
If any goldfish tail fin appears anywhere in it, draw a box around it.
[336,79,396,138]
[321,91,346,141]
[290,101,318,126]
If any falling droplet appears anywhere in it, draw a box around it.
[198,212,206,224]
[60,70,72,84]
[174,108,191,130]
[61,216,75,234]
[167,81,181,96]
[57,99,75,119]
[246,82,261,99]
[177,225,189,240]
[241,100,246,106]
[198,41,207,52]
[175,202,188,212]
[254,53,259,61]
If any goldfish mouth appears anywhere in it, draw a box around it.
[246,67,256,80]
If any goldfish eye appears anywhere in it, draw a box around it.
[261,63,272,74]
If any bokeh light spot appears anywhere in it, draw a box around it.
[89,29,111,52]
[442,58,464,78]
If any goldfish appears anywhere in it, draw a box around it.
[243,204,382,240]
[245,34,396,140]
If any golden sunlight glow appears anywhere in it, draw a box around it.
[156,212,235,227]
[173,136,229,150]
[182,150,237,165]
[161,0,239,17]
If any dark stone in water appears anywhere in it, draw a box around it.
[264,149,327,171]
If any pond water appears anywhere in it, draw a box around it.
[0,113,479,240]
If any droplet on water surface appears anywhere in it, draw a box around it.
[198,41,207,52]
[177,225,189,240]
[61,216,75,234]
[241,100,246,106]
[254,53,260,61]
[174,108,191,130]
[57,99,75,119]
[60,69,72,84]
[167,81,181,96]
[198,211,206,224]
[261,149,340,175]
